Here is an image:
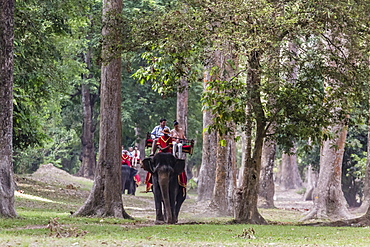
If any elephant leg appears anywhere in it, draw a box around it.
[168,177,179,223]
[125,179,131,195]
[152,176,165,224]
[128,178,136,195]
[175,186,186,222]
[121,166,129,194]
[131,179,136,195]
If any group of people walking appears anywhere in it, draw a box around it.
[121,146,141,192]
[150,118,187,159]
[121,146,141,168]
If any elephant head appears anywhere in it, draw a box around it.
[142,153,186,224]
[143,153,185,176]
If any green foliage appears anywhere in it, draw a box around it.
[188,0,370,151]
[121,52,177,146]
[12,0,97,173]
[13,99,82,174]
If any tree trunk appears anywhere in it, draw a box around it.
[134,126,147,183]
[211,127,237,215]
[234,51,266,224]
[211,134,228,213]
[0,0,17,218]
[226,133,237,214]
[303,164,319,201]
[197,71,217,202]
[234,106,266,224]
[279,148,302,190]
[77,49,96,179]
[177,77,192,179]
[357,98,370,213]
[258,139,276,208]
[73,0,130,218]
[237,132,247,187]
[301,123,352,221]
[177,77,188,135]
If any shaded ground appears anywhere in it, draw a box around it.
[15,164,314,225]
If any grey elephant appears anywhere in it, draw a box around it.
[121,164,137,195]
[142,152,186,224]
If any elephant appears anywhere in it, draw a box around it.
[142,152,186,224]
[121,164,138,195]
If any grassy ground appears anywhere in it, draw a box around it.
[1,165,369,246]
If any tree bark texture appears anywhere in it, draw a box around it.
[234,51,266,224]
[134,126,147,182]
[303,164,319,201]
[234,110,266,224]
[0,0,17,218]
[237,132,247,187]
[212,136,228,213]
[211,132,236,215]
[177,77,192,179]
[74,0,130,218]
[279,148,302,190]
[197,71,217,202]
[258,139,276,208]
[77,49,97,179]
[358,99,370,213]
[208,46,238,214]
[226,134,237,214]
[176,77,188,136]
[302,123,351,221]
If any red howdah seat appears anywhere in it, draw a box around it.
[145,132,194,155]
[145,132,153,148]
[182,139,195,155]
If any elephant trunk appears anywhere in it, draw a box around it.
[158,170,174,224]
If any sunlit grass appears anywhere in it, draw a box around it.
[5,174,370,246]
[2,211,370,247]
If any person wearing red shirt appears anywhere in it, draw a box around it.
[156,128,172,153]
[121,150,131,166]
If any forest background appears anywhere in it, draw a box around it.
[2,0,370,227]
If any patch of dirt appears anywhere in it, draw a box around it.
[30,163,92,188]
[274,184,313,212]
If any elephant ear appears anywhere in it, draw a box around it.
[174,159,185,175]
[142,157,154,173]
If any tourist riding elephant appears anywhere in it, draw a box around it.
[121,164,137,195]
[142,152,186,224]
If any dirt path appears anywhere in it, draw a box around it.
[274,184,313,211]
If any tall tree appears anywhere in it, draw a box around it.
[197,71,217,202]
[358,102,370,212]
[77,45,99,178]
[177,77,190,177]
[74,0,130,218]
[209,47,238,215]
[258,139,276,208]
[234,50,267,224]
[0,0,17,218]
[302,122,352,220]
[279,149,302,190]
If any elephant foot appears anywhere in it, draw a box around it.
[167,219,177,224]
[155,220,165,225]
